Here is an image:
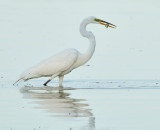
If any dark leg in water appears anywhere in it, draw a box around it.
[43,72,61,86]
[43,79,51,86]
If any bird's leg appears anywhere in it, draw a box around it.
[43,79,51,86]
[59,75,64,87]
[43,72,60,86]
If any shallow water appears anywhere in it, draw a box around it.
[1,0,160,129]
[1,80,160,130]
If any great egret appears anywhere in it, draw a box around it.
[14,16,116,86]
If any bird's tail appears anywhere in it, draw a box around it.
[13,78,23,86]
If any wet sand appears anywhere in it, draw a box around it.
[1,80,160,130]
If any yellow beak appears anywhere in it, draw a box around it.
[100,22,116,28]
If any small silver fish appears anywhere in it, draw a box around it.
[105,23,109,28]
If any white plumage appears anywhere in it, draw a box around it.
[14,16,116,86]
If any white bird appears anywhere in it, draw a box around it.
[14,16,116,86]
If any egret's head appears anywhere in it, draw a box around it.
[94,17,116,28]
[86,16,116,28]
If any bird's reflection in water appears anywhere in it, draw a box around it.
[20,86,93,118]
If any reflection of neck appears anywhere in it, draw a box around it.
[79,19,96,65]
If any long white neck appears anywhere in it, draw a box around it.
[79,19,96,65]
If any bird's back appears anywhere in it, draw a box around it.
[31,48,79,77]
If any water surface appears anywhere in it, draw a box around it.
[1,80,160,130]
